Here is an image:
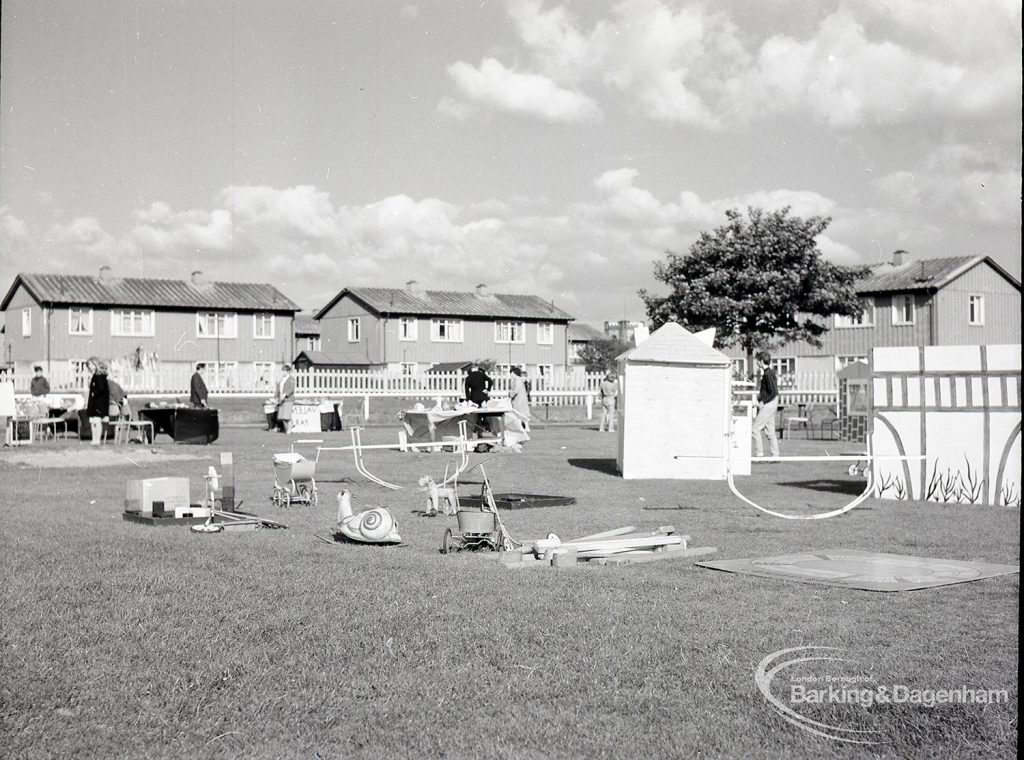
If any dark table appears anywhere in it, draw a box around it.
[139,407,219,444]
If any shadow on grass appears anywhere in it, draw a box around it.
[567,458,619,476]
[778,479,865,496]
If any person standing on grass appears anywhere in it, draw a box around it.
[751,351,780,458]
[508,367,531,430]
[275,363,295,433]
[190,363,209,408]
[464,363,492,406]
[30,366,50,397]
[598,371,619,432]
[85,357,110,445]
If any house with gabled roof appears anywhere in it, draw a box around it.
[1,268,300,388]
[721,250,1021,379]
[311,282,575,375]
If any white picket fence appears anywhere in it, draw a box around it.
[3,365,838,410]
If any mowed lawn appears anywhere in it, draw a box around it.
[1,420,1018,759]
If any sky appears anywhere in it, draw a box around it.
[1,0,1020,326]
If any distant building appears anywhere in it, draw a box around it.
[1,268,299,387]
[311,283,575,375]
[721,251,1021,379]
[604,320,647,343]
[294,313,322,352]
[568,323,606,367]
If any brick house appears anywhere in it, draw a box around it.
[722,251,1021,381]
[310,283,575,376]
[1,268,300,389]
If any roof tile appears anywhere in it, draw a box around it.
[7,273,299,312]
[321,287,574,321]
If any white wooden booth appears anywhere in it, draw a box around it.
[616,322,734,479]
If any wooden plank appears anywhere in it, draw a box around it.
[592,546,718,565]
[572,526,637,542]
[556,534,685,554]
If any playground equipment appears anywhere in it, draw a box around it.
[271,451,318,508]
[314,420,471,490]
[441,464,518,554]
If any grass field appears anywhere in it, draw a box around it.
[1,421,1018,759]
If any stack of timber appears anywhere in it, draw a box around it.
[500,525,717,569]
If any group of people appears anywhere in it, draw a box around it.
[191,362,296,432]
[78,351,782,454]
[462,363,532,444]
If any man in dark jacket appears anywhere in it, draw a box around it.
[190,364,209,408]
[464,363,493,406]
[751,351,780,458]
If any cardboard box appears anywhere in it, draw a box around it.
[125,477,191,514]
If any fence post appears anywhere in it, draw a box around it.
[585,393,593,420]
[363,395,370,421]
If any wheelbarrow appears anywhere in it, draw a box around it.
[271,452,318,508]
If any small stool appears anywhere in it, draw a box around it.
[114,420,154,444]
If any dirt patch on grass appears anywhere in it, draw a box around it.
[0,446,208,469]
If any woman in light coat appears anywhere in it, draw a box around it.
[275,364,296,433]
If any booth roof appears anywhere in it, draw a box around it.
[294,350,373,367]
[426,361,474,373]
[619,322,731,366]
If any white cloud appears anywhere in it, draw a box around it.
[11,169,1011,323]
[873,144,1023,226]
[713,189,838,220]
[45,217,118,258]
[445,58,602,123]
[442,0,1020,131]
[505,0,596,83]
[131,203,235,252]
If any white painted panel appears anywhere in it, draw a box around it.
[620,363,729,479]
[954,377,967,405]
[990,413,1022,506]
[873,346,920,372]
[987,377,1003,406]
[938,377,951,407]
[905,377,921,407]
[924,345,981,372]
[925,379,936,406]
[873,378,889,407]
[986,344,1022,372]
[924,412,985,503]
[730,415,751,477]
[970,377,984,407]
[1006,377,1019,406]
[872,411,922,501]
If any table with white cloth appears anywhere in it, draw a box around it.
[400,399,529,448]
[289,401,325,433]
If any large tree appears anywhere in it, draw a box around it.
[577,337,632,373]
[640,206,871,376]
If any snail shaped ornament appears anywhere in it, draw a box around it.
[333,490,402,544]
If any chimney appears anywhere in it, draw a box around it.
[406,280,423,297]
[191,270,207,287]
[475,283,488,297]
[892,249,909,266]
[98,265,112,284]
